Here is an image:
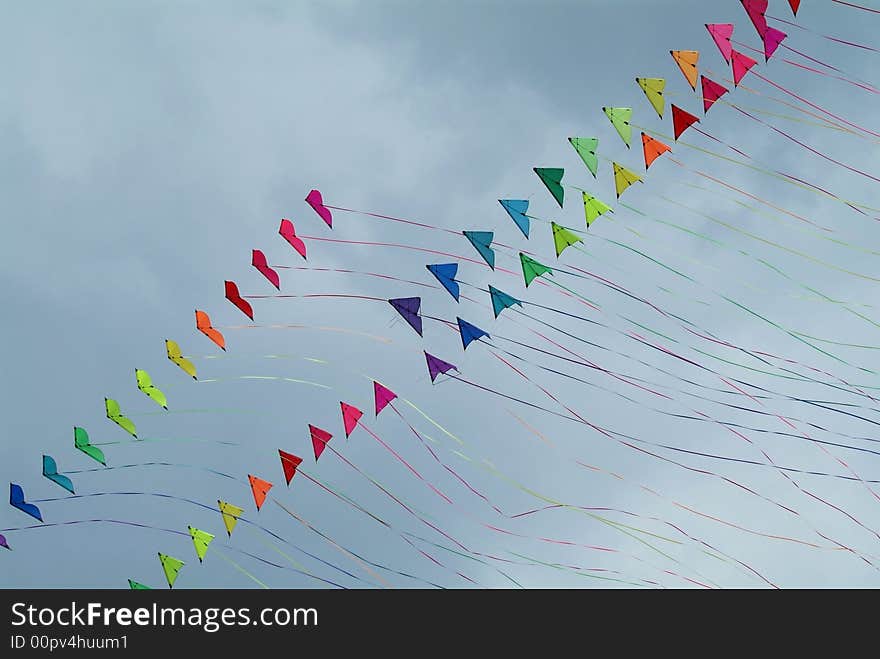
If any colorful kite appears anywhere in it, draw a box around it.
[500,199,531,238]
[248,475,273,511]
[74,427,106,466]
[218,500,243,537]
[310,424,333,461]
[389,297,423,336]
[551,222,583,257]
[224,280,254,321]
[42,455,74,494]
[424,352,457,383]
[373,381,397,416]
[463,231,496,269]
[305,189,333,228]
[341,402,363,438]
[427,263,460,301]
[9,484,42,522]
[165,339,197,380]
[279,219,308,259]
[105,398,137,439]
[533,167,565,208]
[135,369,168,409]
[636,78,665,118]
[603,107,633,147]
[195,310,226,351]
[252,249,281,289]
[670,50,699,90]
[569,137,599,177]
[158,553,184,589]
[457,317,490,350]
[278,450,303,485]
[188,527,214,563]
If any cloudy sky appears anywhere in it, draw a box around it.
[2,0,879,589]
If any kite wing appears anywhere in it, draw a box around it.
[105,398,137,438]
[641,133,671,170]
[520,253,553,287]
[225,280,254,321]
[188,526,215,562]
[341,402,363,438]
[278,450,304,485]
[135,369,168,410]
[309,424,333,461]
[389,297,423,336]
[731,50,758,86]
[248,475,273,511]
[463,231,496,270]
[499,199,530,238]
[763,27,786,61]
[457,317,490,350]
[74,426,106,466]
[426,263,460,301]
[165,339,197,380]
[741,0,769,37]
[603,107,633,147]
[671,50,699,90]
[9,484,42,522]
[672,105,700,140]
[305,189,333,228]
[424,352,457,383]
[582,192,613,227]
[551,222,583,257]
[489,285,522,318]
[42,455,75,494]
[279,219,307,259]
[701,76,729,113]
[636,78,665,118]
[706,23,733,63]
[569,137,599,178]
[533,167,565,208]
[218,500,244,537]
[612,162,643,199]
[195,310,226,351]
[373,381,397,416]
[158,553,184,589]
[252,249,281,289]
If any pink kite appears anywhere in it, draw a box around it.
[305,189,333,228]
[731,50,758,86]
[341,402,363,438]
[252,249,280,290]
[373,381,397,416]
[701,76,729,113]
[309,424,333,461]
[763,27,787,61]
[705,23,733,63]
[279,219,307,259]
[741,0,768,36]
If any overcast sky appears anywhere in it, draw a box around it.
[2,0,879,589]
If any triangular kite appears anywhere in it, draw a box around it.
[463,231,495,270]
[551,222,582,257]
[218,500,243,537]
[135,369,168,410]
[612,162,643,198]
[0,534,9,550]
[195,310,226,351]
[533,167,564,208]
[705,23,733,63]
[279,219,307,259]
[701,76,728,113]
[788,0,800,15]
[671,50,699,90]
[105,397,137,438]
[305,189,332,228]
[74,426,106,466]
[252,249,281,289]
[672,105,700,140]
[341,402,363,438]
[224,280,254,321]
[165,339,197,380]
[373,381,397,416]
[641,133,671,170]
[278,450,303,485]
[128,579,151,589]
[389,297,423,336]
[42,455,74,494]
[456,317,490,350]
[731,50,758,86]
[426,263,460,302]
[158,553,184,589]
[309,424,332,461]
[188,526,214,562]
[763,27,786,61]
[424,352,457,383]
[9,484,42,522]
[602,107,632,148]
[520,253,553,287]
[489,285,522,318]
[741,0,769,37]
[582,192,613,228]
[636,78,665,118]
[568,137,598,178]
[248,475,273,511]
[499,199,530,238]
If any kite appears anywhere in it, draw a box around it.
[489,285,522,318]
[128,580,150,590]
[741,0,769,37]
[551,221,583,257]
[457,317,490,350]
[705,23,733,63]
[158,553,184,589]
[672,105,700,140]
[463,231,496,269]
[426,263,460,301]
[248,475,273,511]
[670,50,699,90]
[165,339,197,380]
[520,253,553,287]
[612,162,643,198]
[341,402,363,438]
[582,192,613,227]
[224,280,254,321]
[533,167,565,208]
[636,78,665,118]
[603,107,633,148]
[74,427,106,466]
[195,310,226,351]
[731,50,757,86]
[424,352,457,383]
[568,137,599,178]
[135,369,168,410]
[305,189,333,228]
[252,249,281,289]
[0,535,9,550]
[9,484,42,522]
[188,527,214,562]
[218,500,243,537]
[788,0,800,15]
[389,297,423,336]
[641,133,671,170]
[278,450,303,485]
[310,424,333,461]
[763,27,787,62]
[105,397,137,439]
[500,199,530,238]
[373,381,397,416]
[42,455,74,495]
[701,76,728,113]
[279,219,307,259]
